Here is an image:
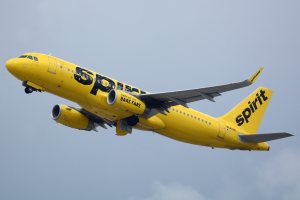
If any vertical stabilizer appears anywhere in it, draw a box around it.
[220,87,272,133]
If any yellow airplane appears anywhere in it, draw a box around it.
[5,53,293,151]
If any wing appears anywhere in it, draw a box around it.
[138,67,264,110]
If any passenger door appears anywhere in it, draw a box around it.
[48,56,57,74]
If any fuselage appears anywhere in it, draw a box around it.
[6,52,269,151]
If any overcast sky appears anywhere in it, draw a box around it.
[1,1,299,200]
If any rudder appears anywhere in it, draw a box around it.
[220,87,273,133]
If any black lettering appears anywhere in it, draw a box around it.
[252,98,258,110]
[117,82,124,90]
[242,108,252,123]
[256,93,262,105]
[132,87,139,93]
[236,115,244,126]
[74,67,93,85]
[236,90,269,126]
[90,74,115,95]
[125,85,132,93]
[248,101,255,112]
[260,89,268,101]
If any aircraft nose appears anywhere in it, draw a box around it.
[5,59,16,74]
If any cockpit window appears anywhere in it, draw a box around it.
[18,55,38,61]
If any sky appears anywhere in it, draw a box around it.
[1,0,299,199]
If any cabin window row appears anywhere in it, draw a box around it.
[171,108,212,125]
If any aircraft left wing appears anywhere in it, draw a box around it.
[80,108,115,130]
[138,68,263,110]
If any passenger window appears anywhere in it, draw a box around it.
[34,57,38,61]
[141,91,146,94]
[28,55,33,60]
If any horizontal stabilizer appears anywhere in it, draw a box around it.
[239,132,293,143]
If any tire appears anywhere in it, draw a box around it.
[25,87,33,94]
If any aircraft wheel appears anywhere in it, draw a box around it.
[24,87,33,94]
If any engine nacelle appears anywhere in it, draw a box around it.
[52,104,94,131]
[107,89,146,115]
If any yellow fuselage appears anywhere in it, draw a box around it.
[6,53,269,151]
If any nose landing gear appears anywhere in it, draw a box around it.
[22,81,43,94]
[24,87,34,94]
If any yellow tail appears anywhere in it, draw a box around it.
[220,87,273,133]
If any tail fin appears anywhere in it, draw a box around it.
[220,87,273,133]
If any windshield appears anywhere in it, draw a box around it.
[19,55,39,61]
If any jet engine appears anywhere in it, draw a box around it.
[52,104,94,130]
[107,89,146,115]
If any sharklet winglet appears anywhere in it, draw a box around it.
[248,67,264,84]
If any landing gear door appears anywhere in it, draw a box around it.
[48,56,57,74]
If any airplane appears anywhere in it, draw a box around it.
[5,52,293,151]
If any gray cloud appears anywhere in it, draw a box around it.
[130,182,206,200]
[257,149,300,200]
[131,148,300,200]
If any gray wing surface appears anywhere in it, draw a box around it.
[138,68,263,109]
[239,132,294,143]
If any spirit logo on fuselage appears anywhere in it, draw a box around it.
[74,66,142,95]
[236,89,268,126]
